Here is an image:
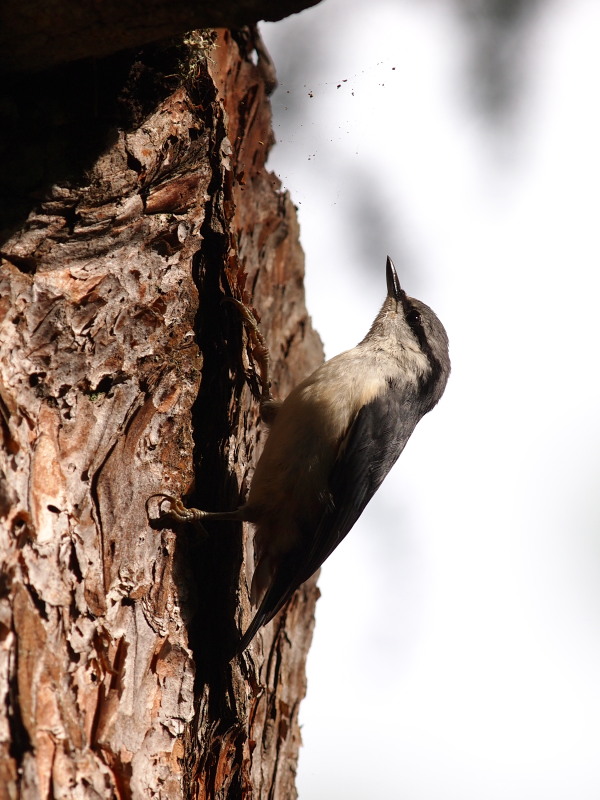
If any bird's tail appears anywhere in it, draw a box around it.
[233,563,299,658]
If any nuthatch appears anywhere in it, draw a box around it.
[156,257,450,654]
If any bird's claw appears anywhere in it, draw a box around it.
[147,493,206,524]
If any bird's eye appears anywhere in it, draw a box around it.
[407,308,422,327]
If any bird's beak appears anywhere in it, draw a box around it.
[386,256,403,302]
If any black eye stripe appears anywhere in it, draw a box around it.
[401,298,425,345]
[401,298,443,405]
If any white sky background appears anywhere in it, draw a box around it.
[261,1,600,798]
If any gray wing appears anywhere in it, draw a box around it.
[237,383,421,653]
[297,381,422,582]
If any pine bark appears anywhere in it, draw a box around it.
[0,27,322,799]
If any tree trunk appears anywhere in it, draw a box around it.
[0,26,322,799]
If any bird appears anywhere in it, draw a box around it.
[155,256,450,655]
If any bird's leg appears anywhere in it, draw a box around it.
[149,297,279,529]
[223,297,281,424]
[148,494,247,528]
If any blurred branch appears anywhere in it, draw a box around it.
[452,0,543,119]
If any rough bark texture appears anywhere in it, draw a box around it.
[0,0,323,73]
[0,27,322,799]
